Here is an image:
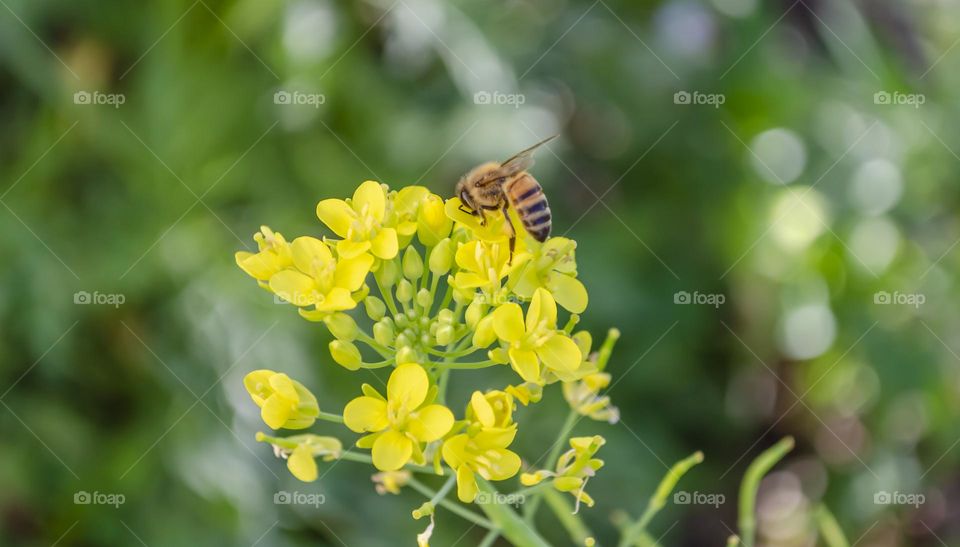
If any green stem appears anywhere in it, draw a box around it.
[335,451,441,474]
[541,488,594,545]
[476,478,550,547]
[815,504,849,547]
[478,529,500,547]
[408,477,495,529]
[374,271,400,317]
[437,369,451,405]
[618,451,704,547]
[356,331,392,358]
[738,437,794,547]
[317,411,344,424]
[435,360,498,369]
[524,409,578,521]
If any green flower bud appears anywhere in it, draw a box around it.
[397,346,418,364]
[473,314,496,348]
[489,347,509,364]
[323,313,358,341]
[402,246,423,281]
[373,320,395,347]
[416,288,432,309]
[436,324,455,346]
[379,258,400,287]
[429,238,453,275]
[437,309,454,325]
[465,299,487,329]
[395,333,412,348]
[329,340,362,370]
[396,279,414,303]
[364,296,386,321]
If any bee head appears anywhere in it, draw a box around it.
[455,179,475,211]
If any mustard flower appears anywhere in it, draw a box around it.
[244,369,319,430]
[256,432,342,482]
[492,288,583,382]
[509,237,587,313]
[521,435,606,510]
[387,185,430,247]
[372,470,412,495]
[417,193,453,246]
[268,236,373,314]
[343,364,454,471]
[563,372,619,424]
[452,240,511,302]
[441,390,522,502]
[316,180,399,260]
[235,226,293,285]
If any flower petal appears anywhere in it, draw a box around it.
[287,443,318,482]
[316,199,355,238]
[291,236,333,273]
[337,239,372,260]
[470,391,496,428]
[508,348,540,382]
[408,404,454,442]
[492,303,525,343]
[353,180,387,221]
[334,253,374,291]
[236,251,285,281]
[243,369,276,405]
[370,227,399,259]
[456,465,478,502]
[343,396,389,433]
[441,434,469,468]
[484,448,521,481]
[372,429,413,471]
[387,363,429,410]
[527,288,557,331]
[548,274,588,313]
[315,287,357,312]
[261,394,291,429]
[536,334,582,372]
[269,270,316,307]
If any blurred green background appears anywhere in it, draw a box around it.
[1,0,958,545]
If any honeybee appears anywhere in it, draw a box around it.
[455,135,557,259]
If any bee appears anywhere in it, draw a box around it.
[455,135,557,259]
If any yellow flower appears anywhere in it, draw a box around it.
[466,390,515,431]
[417,194,453,246]
[505,382,543,406]
[387,185,430,247]
[343,364,455,471]
[452,240,511,301]
[235,226,293,284]
[316,180,399,260]
[491,288,583,382]
[509,237,587,313]
[563,372,619,424]
[256,432,342,482]
[444,197,513,242]
[520,435,605,510]
[441,428,521,502]
[244,370,319,429]
[372,470,411,495]
[268,236,373,313]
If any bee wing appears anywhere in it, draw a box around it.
[475,135,559,186]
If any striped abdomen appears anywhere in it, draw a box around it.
[506,173,551,242]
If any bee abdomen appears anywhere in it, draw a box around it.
[508,177,552,242]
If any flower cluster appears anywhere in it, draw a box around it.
[237,180,620,545]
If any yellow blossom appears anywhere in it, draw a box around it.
[452,240,511,301]
[256,432,342,482]
[417,193,453,246]
[491,288,583,382]
[343,364,454,471]
[235,226,293,284]
[563,372,619,424]
[509,237,587,313]
[520,435,606,510]
[268,236,373,314]
[316,180,399,260]
[387,185,430,247]
[244,370,319,430]
[372,470,412,495]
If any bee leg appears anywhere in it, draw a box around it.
[501,201,516,264]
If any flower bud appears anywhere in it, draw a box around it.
[437,309,454,325]
[396,279,414,303]
[465,299,487,329]
[374,320,395,347]
[402,246,423,281]
[364,296,386,321]
[329,340,362,371]
[417,195,452,247]
[416,288,432,309]
[379,258,400,286]
[323,313,358,341]
[435,324,455,346]
[473,314,496,348]
[396,346,418,364]
[429,238,454,275]
[488,347,509,364]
